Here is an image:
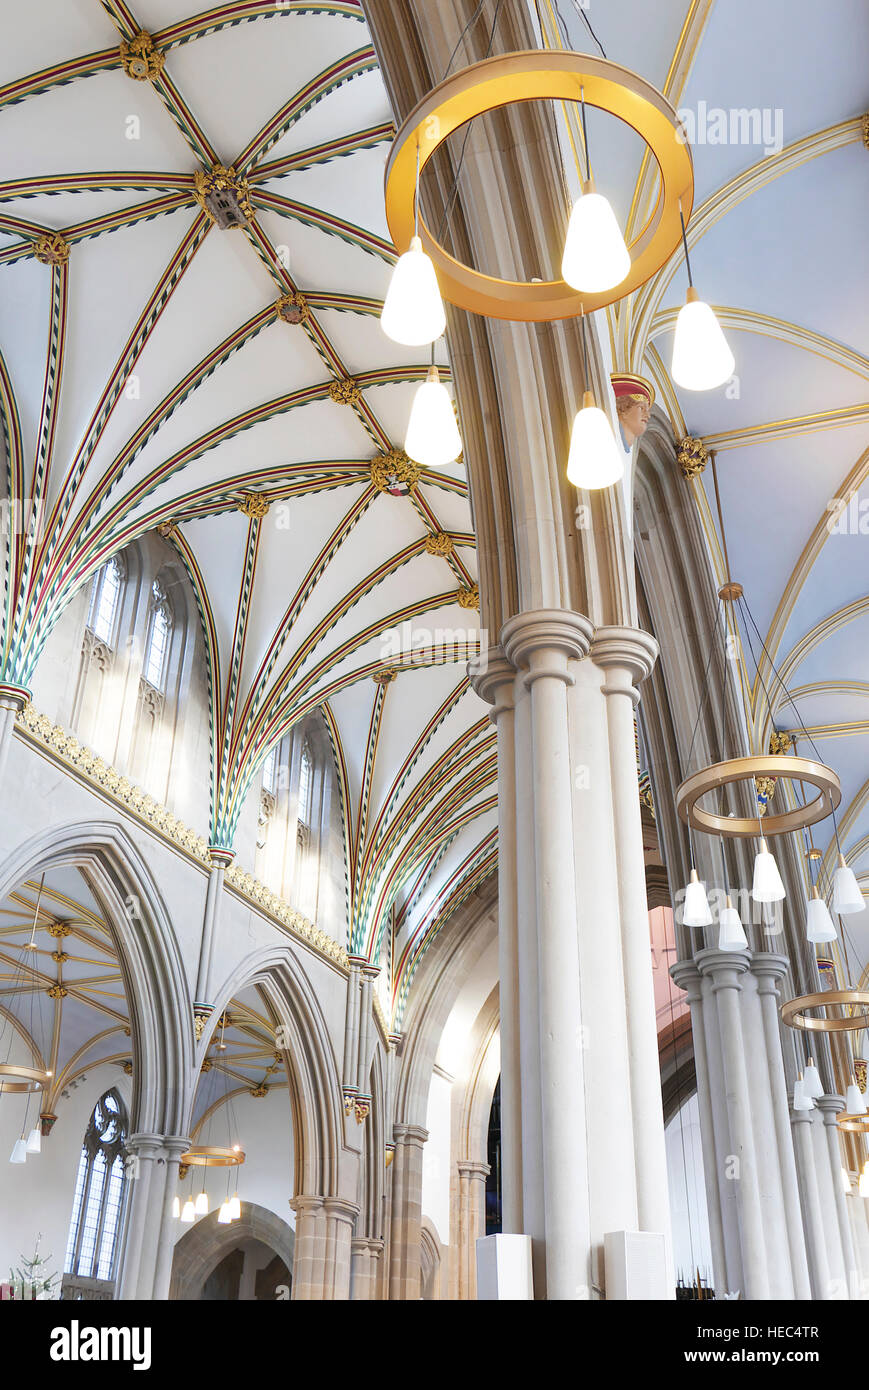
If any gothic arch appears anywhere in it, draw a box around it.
[169,1201,295,1300]
[204,946,345,1200]
[0,818,194,1136]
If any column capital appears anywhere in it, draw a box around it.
[289,1193,325,1218]
[670,958,701,999]
[323,1196,360,1226]
[815,1093,846,1120]
[500,609,593,685]
[751,952,791,993]
[592,625,659,694]
[393,1122,428,1148]
[457,1159,490,1181]
[790,1109,815,1129]
[125,1132,168,1161]
[469,645,515,717]
[695,946,751,987]
[0,683,31,712]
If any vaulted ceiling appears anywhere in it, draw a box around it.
[0,0,494,1022]
[535,0,868,976]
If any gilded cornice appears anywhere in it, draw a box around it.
[15,703,348,972]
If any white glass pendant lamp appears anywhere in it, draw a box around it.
[405,365,462,468]
[806,886,837,943]
[832,854,864,914]
[802,1058,824,1100]
[25,1127,41,1154]
[670,207,734,391]
[172,1196,181,1220]
[181,1198,196,1223]
[217,1200,232,1225]
[845,1079,867,1116]
[228,1194,241,1221]
[567,310,624,491]
[671,288,735,391]
[683,868,713,927]
[567,391,624,490]
[718,894,747,950]
[793,1075,814,1111]
[381,236,446,346]
[562,179,630,294]
[9,1137,27,1164]
[752,838,786,903]
[194,1188,209,1216]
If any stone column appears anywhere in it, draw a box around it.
[289,1195,326,1300]
[502,611,593,1301]
[470,647,521,1234]
[670,961,731,1296]
[343,957,363,1111]
[696,950,769,1299]
[456,1159,490,1300]
[751,955,812,1299]
[0,687,28,786]
[355,964,379,1112]
[817,1095,858,1297]
[116,1133,179,1300]
[350,1236,384,1300]
[322,1197,358,1299]
[594,627,673,1286]
[151,1136,190,1299]
[195,848,233,1005]
[791,1111,833,1300]
[388,1123,428,1300]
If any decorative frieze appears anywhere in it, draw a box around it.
[16,702,349,971]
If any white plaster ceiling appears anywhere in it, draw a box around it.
[0,1,495,1025]
[544,0,869,978]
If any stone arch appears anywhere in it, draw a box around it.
[0,818,194,1135]
[204,945,345,1200]
[169,1201,295,1300]
[419,1218,442,1301]
[395,875,498,1129]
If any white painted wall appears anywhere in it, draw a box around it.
[421,1072,452,1245]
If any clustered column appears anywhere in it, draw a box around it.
[388,1123,428,1300]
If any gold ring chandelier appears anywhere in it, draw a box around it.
[180,1144,245,1167]
[0,1063,50,1094]
[384,51,694,321]
[377,36,733,493]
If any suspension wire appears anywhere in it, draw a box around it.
[442,0,488,79]
[435,0,506,248]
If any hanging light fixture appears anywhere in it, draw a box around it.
[803,1057,824,1100]
[9,1136,28,1164]
[561,88,630,294]
[832,854,864,915]
[671,208,734,392]
[227,1194,241,1222]
[381,144,446,346]
[181,1197,196,1223]
[841,1167,852,1194]
[793,1074,814,1111]
[25,1126,41,1154]
[752,838,786,903]
[217,1200,233,1225]
[845,1078,867,1116]
[567,313,624,490]
[682,868,713,927]
[384,52,695,322]
[718,894,748,950]
[194,1188,209,1216]
[404,365,462,469]
[806,886,837,943]
[172,1195,181,1220]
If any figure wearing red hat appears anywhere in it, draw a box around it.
[610,373,655,449]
